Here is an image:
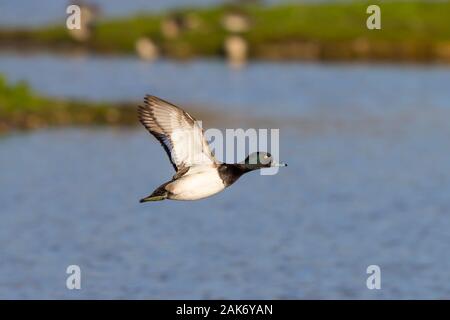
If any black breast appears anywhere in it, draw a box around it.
[217,164,247,187]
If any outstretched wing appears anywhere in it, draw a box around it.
[138,95,217,172]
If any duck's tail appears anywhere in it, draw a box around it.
[140,195,167,202]
[139,182,169,203]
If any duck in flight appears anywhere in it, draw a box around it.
[138,95,287,202]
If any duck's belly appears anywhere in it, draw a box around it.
[166,169,225,201]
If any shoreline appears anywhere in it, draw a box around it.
[0,2,449,63]
[0,74,244,135]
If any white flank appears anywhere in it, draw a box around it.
[165,167,225,200]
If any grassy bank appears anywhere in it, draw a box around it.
[1,2,450,62]
[0,75,137,134]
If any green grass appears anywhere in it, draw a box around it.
[0,75,137,133]
[1,1,450,60]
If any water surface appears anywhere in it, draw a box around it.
[1,121,450,299]
[0,53,449,119]
[1,54,450,298]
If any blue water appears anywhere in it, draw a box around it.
[1,54,450,298]
[1,53,449,118]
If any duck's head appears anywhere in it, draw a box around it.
[243,152,287,170]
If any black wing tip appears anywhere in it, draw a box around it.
[137,104,150,122]
[143,94,154,102]
[144,94,163,105]
[137,104,148,112]
[143,94,181,110]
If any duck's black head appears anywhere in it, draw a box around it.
[218,152,287,187]
[242,152,287,170]
[244,152,272,169]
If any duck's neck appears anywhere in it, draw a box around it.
[218,163,254,187]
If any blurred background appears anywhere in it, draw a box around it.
[1,0,450,299]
